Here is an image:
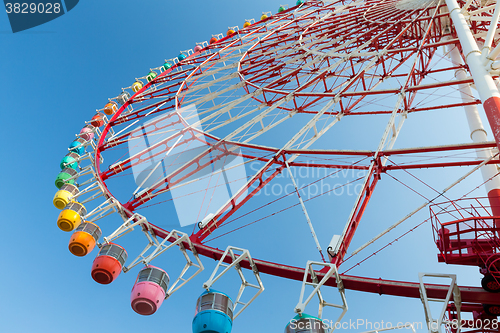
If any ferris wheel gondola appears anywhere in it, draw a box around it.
[51,0,500,332]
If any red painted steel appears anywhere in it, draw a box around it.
[484,96,500,156]
[431,198,500,275]
[91,0,500,309]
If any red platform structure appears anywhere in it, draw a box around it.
[445,302,499,333]
[431,197,500,296]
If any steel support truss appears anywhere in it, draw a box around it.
[419,273,462,333]
[103,214,204,298]
[294,261,348,332]
[203,246,264,320]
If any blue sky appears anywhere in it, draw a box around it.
[0,1,496,332]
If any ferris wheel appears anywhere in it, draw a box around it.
[52,0,500,332]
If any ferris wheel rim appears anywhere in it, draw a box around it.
[91,72,499,306]
[86,0,500,311]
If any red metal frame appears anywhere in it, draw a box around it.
[445,302,499,333]
[90,0,500,312]
[431,198,500,274]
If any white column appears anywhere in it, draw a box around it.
[445,0,500,222]
[447,41,500,194]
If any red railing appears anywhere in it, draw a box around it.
[430,198,500,273]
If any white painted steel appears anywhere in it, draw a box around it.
[445,0,500,102]
[122,228,204,298]
[294,261,348,333]
[418,273,461,333]
[203,246,264,319]
[351,149,500,257]
[480,1,500,63]
[448,39,500,194]
[285,160,325,260]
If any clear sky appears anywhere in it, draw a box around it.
[0,1,496,332]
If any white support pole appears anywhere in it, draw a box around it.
[447,40,500,196]
[481,0,500,63]
[445,0,500,224]
[284,160,325,261]
[84,198,117,222]
[103,214,147,244]
[445,0,500,152]
[487,43,500,67]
